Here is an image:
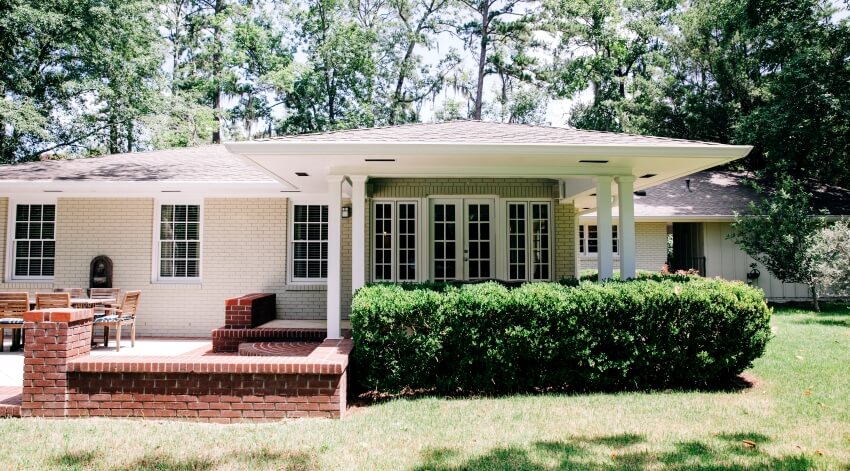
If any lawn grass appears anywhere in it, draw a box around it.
[0,304,847,470]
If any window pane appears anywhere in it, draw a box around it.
[12,204,56,278]
[292,205,329,280]
[158,204,201,278]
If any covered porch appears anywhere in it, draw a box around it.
[226,121,752,339]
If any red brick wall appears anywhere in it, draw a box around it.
[66,371,345,421]
[21,309,93,418]
[224,293,276,328]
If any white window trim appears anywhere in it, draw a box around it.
[5,198,58,283]
[371,199,424,283]
[578,223,619,258]
[503,199,554,281]
[288,200,330,285]
[151,199,204,284]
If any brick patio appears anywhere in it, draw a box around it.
[12,293,353,422]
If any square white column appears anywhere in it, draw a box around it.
[326,175,345,340]
[596,176,614,280]
[616,176,637,279]
[350,176,368,293]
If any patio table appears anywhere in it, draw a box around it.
[28,297,116,310]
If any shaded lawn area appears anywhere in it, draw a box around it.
[0,305,847,470]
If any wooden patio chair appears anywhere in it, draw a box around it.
[54,287,85,298]
[0,293,29,352]
[35,292,71,310]
[89,288,122,317]
[94,290,140,352]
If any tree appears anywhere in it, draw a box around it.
[456,0,539,120]
[730,177,826,310]
[278,0,378,133]
[809,220,850,297]
[543,0,676,132]
[0,0,162,163]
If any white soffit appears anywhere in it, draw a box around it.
[226,141,753,198]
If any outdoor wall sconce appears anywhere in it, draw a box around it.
[746,263,761,285]
[341,206,351,218]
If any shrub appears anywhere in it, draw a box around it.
[810,220,850,296]
[351,279,772,395]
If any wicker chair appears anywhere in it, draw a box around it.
[0,293,29,352]
[94,290,140,352]
[53,287,85,298]
[89,288,122,317]
[35,292,71,310]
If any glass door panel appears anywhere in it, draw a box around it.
[432,201,459,281]
[465,200,492,279]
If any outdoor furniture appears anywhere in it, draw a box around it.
[0,293,28,352]
[35,292,71,310]
[94,290,140,352]
[54,287,86,298]
[89,288,122,317]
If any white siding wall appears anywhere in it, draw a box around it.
[703,221,811,300]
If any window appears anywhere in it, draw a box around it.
[11,203,56,279]
[291,204,328,281]
[157,204,201,280]
[507,201,551,281]
[373,201,418,282]
[579,224,618,255]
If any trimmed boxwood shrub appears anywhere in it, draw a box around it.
[351,278,771,394]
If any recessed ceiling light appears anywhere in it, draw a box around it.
[640,174,657,178]
[295,172,309,176]
[365,158,395,162]
[579,160,609,164]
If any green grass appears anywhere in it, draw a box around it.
[0,304,848,470]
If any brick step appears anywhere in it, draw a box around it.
[0,387,22,418]
[237,341,320,357]
[212,327,328,352]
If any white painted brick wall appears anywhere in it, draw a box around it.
[578,222,669,273]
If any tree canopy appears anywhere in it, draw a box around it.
[2,0,849,190]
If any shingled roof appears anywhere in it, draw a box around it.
[587,170,850,218]
[261,120,726,147]
[0,145,276,182]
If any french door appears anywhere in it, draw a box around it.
[430,198,495,281]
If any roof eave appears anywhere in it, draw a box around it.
[225,141,753,159]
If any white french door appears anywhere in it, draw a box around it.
[430,198,495,281]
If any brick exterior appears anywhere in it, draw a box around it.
[20,308,94,418]
[366,179,577,281]
[579,222,669,273]
[64,371,346,421]
[224,293,276,328]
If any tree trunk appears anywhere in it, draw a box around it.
[211,0,224,144]
[473,2,489,120]
[126,120,134,153]
[390,40,417,124]
[811,285,820,312]
[108,113,119,154]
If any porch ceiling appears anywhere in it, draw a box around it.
[225,140,752,208]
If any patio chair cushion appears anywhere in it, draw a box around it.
[0,318,24,324]
[93,315,134,323]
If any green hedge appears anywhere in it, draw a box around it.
[351,279,772,394]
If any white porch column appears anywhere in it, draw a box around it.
[326,175,345,340]
[350,175,368,293]
[596,176,614,280]
[617,175,637,280]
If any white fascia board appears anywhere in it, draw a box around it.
[0,180,290,197]
[225,141,753,159]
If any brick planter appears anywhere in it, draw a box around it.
[20,308,94,417]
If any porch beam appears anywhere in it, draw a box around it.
[350,175,368,293]
[596,176,614,280]
[617,175,637,279]
[326,175,345,340]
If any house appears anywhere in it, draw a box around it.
[0,121,752,338]
[578,170,850,299]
